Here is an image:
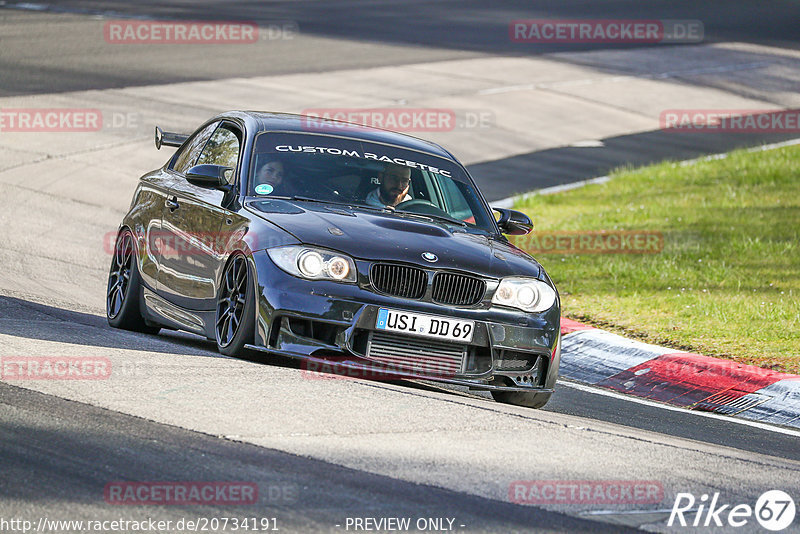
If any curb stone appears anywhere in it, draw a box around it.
[559,318,800,429]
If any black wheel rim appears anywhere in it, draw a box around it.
[216,256,247,347]
[107,232,133,319]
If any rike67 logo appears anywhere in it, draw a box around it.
[669,490,796,531]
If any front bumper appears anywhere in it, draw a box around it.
[250,254,561,393]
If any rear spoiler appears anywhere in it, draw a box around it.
[154,126,189,150]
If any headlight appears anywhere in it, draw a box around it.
[492,277,556,313]
[267,245,357,283]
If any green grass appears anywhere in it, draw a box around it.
[511,145,800,373]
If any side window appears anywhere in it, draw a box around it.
[196,125,241,184]
[170,122,219,174]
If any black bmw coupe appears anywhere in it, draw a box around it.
[107,111,560,408]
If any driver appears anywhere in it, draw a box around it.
[365,163,412,208]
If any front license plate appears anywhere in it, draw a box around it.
[375,308,474,343]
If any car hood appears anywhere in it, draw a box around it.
[246,199,541,279]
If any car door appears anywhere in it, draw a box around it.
[157,121,242,312]
[146,121,217,297]
[132,170,179,293]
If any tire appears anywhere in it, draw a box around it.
[215,254,255,357]
[106,229,161,334]
[491,390,551,409]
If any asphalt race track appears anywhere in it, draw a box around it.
[2,0,799,96]
[1,2,799,532]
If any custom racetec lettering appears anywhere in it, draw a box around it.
[273,145,452,177]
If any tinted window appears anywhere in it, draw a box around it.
[170,121,219,174]
[196,125,241,184]
[249,132,495,232]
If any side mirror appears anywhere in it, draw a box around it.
[493,207,533,235]
[186,164,233,190]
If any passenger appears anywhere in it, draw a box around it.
[365,163,412,208]
[253,159,286,195]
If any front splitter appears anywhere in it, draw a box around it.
[244,344,554,394]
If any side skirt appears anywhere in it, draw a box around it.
[142,287,215,338]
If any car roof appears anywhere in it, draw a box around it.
[217,111,459,162]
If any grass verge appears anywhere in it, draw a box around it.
[511,144,800,373]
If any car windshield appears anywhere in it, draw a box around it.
[248,131,496,232]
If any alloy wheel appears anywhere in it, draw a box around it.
[216,256,248,347]
[107,232,133,319]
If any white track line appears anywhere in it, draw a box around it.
[560,380,800,438]
[492,176,611,208]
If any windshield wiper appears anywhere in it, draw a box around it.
[286,196,394,213]
[396,211,467,227]
[288,195,347,205]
